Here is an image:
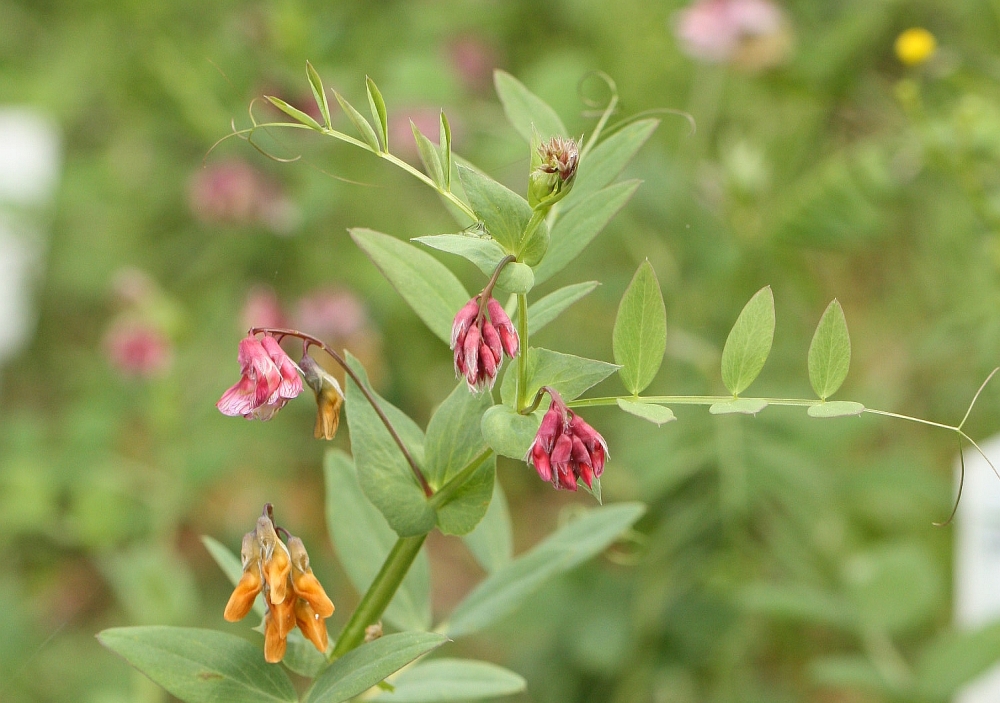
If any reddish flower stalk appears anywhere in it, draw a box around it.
[525,387,608,491]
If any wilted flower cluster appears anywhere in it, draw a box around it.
[528,135,579,208]
[451,295,519,392]
[224,510,335,663]
[526,390,608,491]
[217,334,303,420]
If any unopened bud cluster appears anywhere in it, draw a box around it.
[526,391,608,490]
[451,296,519,392]
[224,510,335,663]
[528,136,579,208]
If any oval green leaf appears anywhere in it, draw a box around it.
[612,261,666,395]
[97,627,297,703]
[498,348,619,407]
[457,166,533,254]
[616,399,676,425]
[523,281,599,335]
[480,404,541,460]
[720,286,775,396]
[808,299,851,400]
[373,659,526,701]
[305,632,448,703]
[709,399,769,415]
[807,401,864,418]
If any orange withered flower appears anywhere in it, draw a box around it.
[299,353,344,440]
[223,506,335,663]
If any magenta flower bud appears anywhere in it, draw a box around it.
[260,336,304,401]
[451,299,479,349]
[529,442,552,482]
[537,405,563,453]
[462,324,481,389]
[479,342,497,385]
[218,335,302,420]
[486,298,519,358]
[481,321,503,364]
[525,392,609,492]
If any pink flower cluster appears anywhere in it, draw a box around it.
[217,335,302,420]
[451,296,518,392]
[674,0,788,66]
[526,392,608,491]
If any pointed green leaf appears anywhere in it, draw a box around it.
[411,122,445,188]
[613,261,666,394]
[616,399,676,425]
[807,401,864,418]
[457,165,537,254]
[372,659,526,701]
[462,481,513,573]
[351,229,469,345]
[493,70,567,143]
[808,299,851,400]
[412,233,530,294]
[324,450,431,631]
[523,281,599,335]
[343,352,436,537]
[499,348,619,406]
[443,503,645,638]
[366,76,388,152]
[533,180,640,285]
[265,95,323,131]
[97,627,297,703]
[334,91,380,152]
[720,286,775,396]
[480,404,542,460]
[439,111,452,188]
[306,61,331,128]
[561,119,659,211]
[202,536,264,617]
[709,399,769,415]
[305,632,448,703]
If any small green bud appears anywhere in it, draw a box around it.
[528,135,579,209]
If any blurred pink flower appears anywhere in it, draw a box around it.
[448,35,501,93]
[293,288,367,344]
[189,159,298,232]
[242,286,287,331]
[104,320,173,378]
[674,0,792,70]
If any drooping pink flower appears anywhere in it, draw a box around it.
[217,335,302,420]
[525,390,608,491]
[450,295,519,392]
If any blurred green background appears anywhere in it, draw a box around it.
[3,0,1000,701]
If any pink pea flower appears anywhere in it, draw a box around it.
[525,390,608,491]
[450,295,519,392]
[217,335,302,420]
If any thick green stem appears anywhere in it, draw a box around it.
[516,295,529,411]
[331,534,427,658]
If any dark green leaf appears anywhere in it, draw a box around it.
[612,261,666,394]
[561,119,659,211]
[493,70,567,142]
[616,399,676,425]
[372,659,526,701]
[344,352,435,537]
[808,299,851,399]
[334,91,380,152]
[305,632,448,703]
[444,503,645,638]
[265,96,323,131]
[324,450,431,631]
[499,348,619,406]
[366,76,388,152]
[533,180,640,285]
[435,454,495,536]
[351,229,469,345]
[720,286,775,396]
[97,627,297,703]
[480,404,542,460]
[457,166,535,254]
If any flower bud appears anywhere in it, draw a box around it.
[528,136,578,209]
[299,354,344,440]
[486,298,519,358]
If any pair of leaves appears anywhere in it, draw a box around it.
[98,627,455,703]
[411,112,453,191]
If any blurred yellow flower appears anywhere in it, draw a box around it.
[895,27,936,66]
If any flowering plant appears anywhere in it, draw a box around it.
[97,67,997,702]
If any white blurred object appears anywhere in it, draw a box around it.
[0,108,61,365]
[954,434,1000,702]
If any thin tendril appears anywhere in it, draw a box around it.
[933,435,965,527]
[958,429,1000,481]
[958,366,1000,430]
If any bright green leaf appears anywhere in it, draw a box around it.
[373,659,526,701]
[616,399,676,425]
[411,123,445,188]
[499,348,619,406]
[457,166,534,254]
[808,299,852,399]
[97,627,297,703]
[522,281,599,335]
[807,401,864,418]
[439,111,452,188]
[343,352,435,537]
[306,62,331,128]
[720,286,775,396]
[561,119,659,211]
[443,503,645,638]
[334,91,380,152]
[265,96,323,131]
[493,70,566,143]
[305,632,448,703]
[534,180,640,285]
[366,76,388,152]
[480,404,542,460]
[709,399,768,415]
[324,450,431,631]
[351,229,469,345]
[462,481,513,573]
[612,261,666,394]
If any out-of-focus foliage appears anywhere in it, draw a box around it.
[2,0,1000,701]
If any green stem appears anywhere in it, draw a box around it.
[379,152,478,222]
[331,534,427,658]
[516,295,529,411]
[430,449,493,510]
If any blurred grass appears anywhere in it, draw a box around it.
[2,0,1000,701]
